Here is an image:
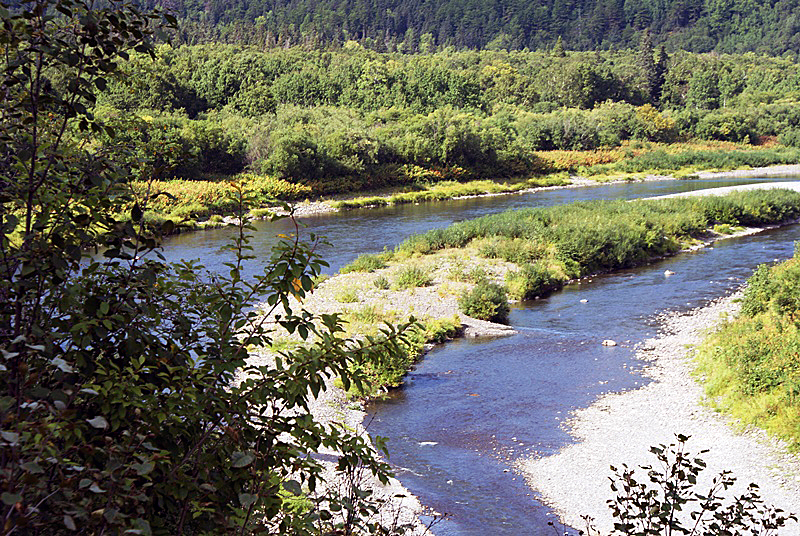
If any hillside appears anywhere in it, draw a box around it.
[145,0,800,55]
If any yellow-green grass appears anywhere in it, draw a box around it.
[695,254,800,450]
[331,174,570,210]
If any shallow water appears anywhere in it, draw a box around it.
[366,224,800,534]
[159,176,800,275]
[157,175,800,534]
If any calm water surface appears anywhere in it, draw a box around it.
[159,176,800,535]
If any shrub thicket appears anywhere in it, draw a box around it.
[458,282,511,323]
[696,249,800,449]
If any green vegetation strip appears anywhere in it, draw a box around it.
[584,147,800,177]
[695,251,800,450]
[331,175,570,210]
[345,190,800,305]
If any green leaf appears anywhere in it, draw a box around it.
[282,480,302,495]
[50,357,74,373]
[21,461,43,474]
[131,203,143,223]
[1,492,21,505]
[231,451,255,468]
[131,461,155,476]
[87,416,109,429]
[1,431,19,445]
[238,492,258,508]
[126,519,152,536]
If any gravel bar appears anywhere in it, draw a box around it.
[519,293,800,535]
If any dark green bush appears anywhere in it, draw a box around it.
[505,262,567,301]
[458,281,510,323]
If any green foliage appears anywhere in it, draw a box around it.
[505,262,570,301]
[373,275,391,289]
[345,314,460,396]
[586,147,800,176]
[397,191,800,299]
[696,251,800,449]
[598,435,796,535]
[0,3,417,534]
[340,252,393,273]
[335,287,361,303]
[92,44,800,199]
[458,282,510,323]
[393,265,433,289]
[161,0,800,56]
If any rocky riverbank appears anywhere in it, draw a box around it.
[519,292,800,535]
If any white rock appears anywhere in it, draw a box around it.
[602,339,617,346]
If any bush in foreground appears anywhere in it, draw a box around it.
[0,2,416,534]
[583,435,796,535]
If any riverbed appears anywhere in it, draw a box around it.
[159,174,800,534]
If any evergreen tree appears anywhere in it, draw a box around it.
[553,35,566,57]
[653,45,668,105]
[637,29,662,104]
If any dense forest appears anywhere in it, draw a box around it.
[94,42,800,198]
[142,0,800,55]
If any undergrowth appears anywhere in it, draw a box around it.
[695,247,800,450]
[398,189,800,300]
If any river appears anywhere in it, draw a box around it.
[161,176,800,534]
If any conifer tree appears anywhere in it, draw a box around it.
[553,35,566,57]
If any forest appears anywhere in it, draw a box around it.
[144,0,800,56]
[91,39,800,224]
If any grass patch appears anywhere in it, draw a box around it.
[695,251,800,449]
[331,174,569,210]
[394,265,433,289]
[582,146,800,177]
[373,275,390,289]
[340,251,393,273]
[397,189,800,300]
[334,287,360,303]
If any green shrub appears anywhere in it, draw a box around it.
[596,435,796,535]
[394,265,433,289]
[373,275,390,289]
[778,127,800,147]
[341,252,392,273]
[458,281,510,323]
[505,262,567,301]
[695,250,800,449]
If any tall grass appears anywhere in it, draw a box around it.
[130,174,311,224]
[584,147,800,176]
[398,189,800,299]
[332,175,569,210]
[695,251,800,450]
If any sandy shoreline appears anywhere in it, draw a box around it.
[519,292,800,535]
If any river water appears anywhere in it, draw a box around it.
[161,176,800,535]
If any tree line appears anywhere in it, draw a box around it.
[141,0,800,56]
[94,42,800,190]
